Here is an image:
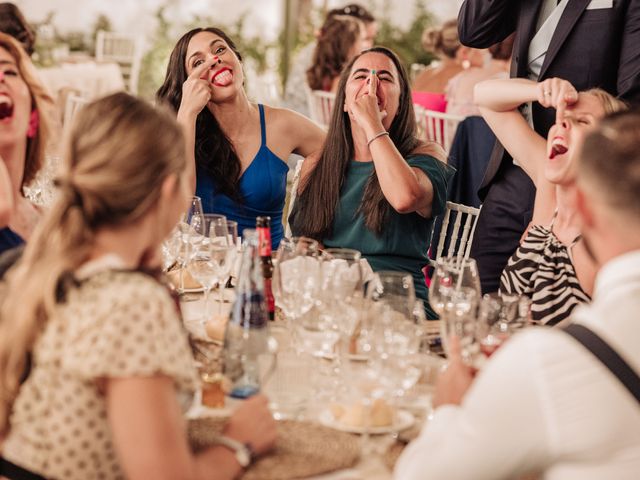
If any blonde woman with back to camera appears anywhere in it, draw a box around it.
[0,93,276,480]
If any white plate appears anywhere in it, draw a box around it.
[318,408,414,435]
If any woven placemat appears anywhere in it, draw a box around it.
[188,417,360,479]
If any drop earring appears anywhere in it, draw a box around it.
[27,110,39,139]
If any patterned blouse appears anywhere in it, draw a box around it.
[500,214,591,326]
[2,257,197,479]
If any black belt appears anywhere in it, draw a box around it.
[0,457,46,480]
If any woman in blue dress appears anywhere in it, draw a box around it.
[0,33,52,255]
[157,28,325,249]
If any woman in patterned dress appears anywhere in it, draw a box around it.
[0,92,276,479]
[474,77,626,325]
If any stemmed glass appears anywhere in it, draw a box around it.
[208,217,236,315]
[314,248,364,360]
[366,272,423,398]
[187,214,227,322]
[272,237,321,349]
[476,293,531,359]
[429,257,481,362]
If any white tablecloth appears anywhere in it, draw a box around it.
[179,294,429,480]
[37,61,125,100]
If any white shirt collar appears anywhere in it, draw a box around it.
[593,249,640,301]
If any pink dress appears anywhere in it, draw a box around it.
[411,91,447,112]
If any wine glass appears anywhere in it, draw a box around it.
[208,217,236,315]
[187,215,226,321]
[184,196,205,229]
[476,293,531,359]
[314,248,364,359]
[366,272,422,398]
[272,237,321,350]
[429,257,481,361]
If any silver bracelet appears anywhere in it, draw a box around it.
[367,130,390,147]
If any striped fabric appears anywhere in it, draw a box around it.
[500,223,590,326]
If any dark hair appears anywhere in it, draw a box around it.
[307,16,362,91]
[0,3,36,56]
[580,109,640,218]
[291,47,421,238]
[422,19,460,59]
[328,3,375,23]
[156,27,244,201]
[488,33,515,61]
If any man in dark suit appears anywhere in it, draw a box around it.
[458,0,640,293]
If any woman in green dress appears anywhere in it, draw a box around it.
[290,47,453,318]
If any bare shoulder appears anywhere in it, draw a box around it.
[411,141,448,163]
[262,105,313,128]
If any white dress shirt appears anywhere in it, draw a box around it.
[395,250,640,480]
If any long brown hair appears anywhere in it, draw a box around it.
[0,32,54,188]
[0,3,36,56]
[291,47,422,238]
[156,27,244,201]
[306,16,363,91]
[0,92,186,435]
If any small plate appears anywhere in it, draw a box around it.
[318,408,415,435]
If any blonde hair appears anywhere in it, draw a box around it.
[422,19,460,59]
[0,32,54,188]
[0,92,186,435]
[583,88,628,115]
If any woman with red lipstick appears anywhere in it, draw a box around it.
[290,47,454,318]
[0,33,52,255]
[474,77,626,325]
[157,27,325,249]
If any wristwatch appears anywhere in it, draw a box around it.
[213,435,254,468]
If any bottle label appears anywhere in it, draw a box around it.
[257,227,272,257]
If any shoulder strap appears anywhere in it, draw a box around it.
[258,104,266,146]
[564,323,640,405]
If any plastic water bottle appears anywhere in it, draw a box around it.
[223,229,270,398]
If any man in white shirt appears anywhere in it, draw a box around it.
[395,110,640,479]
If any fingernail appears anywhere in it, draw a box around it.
[371,69,376,75]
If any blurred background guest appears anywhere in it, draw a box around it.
[0,33,53,255]
[412,19,484,112]
[290,47,453,318]
[157,27,324,249]
[445,34,514,117]
[283,3,377,116]
[0,92,276,479]
[0,3,36,57]
[396,109,640,480]
[476,76,626,325]
[306,15,366,94]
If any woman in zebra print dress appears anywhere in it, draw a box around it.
[474,77,626,325]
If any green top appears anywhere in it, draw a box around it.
[323,154,454,319]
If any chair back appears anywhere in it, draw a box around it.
[431,201,481,265]
[63,93,90,132]
[284,158,305,239]
[306,89,335,129]
[415,105,464,153]
[95,30,143,94]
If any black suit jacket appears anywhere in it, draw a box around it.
[458,0,640,194]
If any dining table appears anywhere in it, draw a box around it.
[178,289,440,480]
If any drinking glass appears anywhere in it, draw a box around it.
[476,293,531,359]
[272,237,321,350]
[208,217,236,315]
[184,196,205,229]
[429,257,481,317]
[313,248,364,359]
[366,273,422,398]
[187,215,227,320]
[429,257,481,361]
